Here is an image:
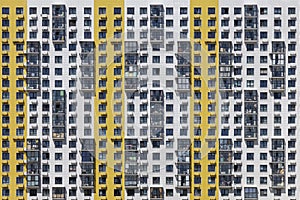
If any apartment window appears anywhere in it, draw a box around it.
[247,165,254,172]
[221,7,229,14]
[2,7,9,14]
[288,19,296,27]
[208,32,215,39]
[84,7,92,14]
[288,32,296,39]
[2,19,9,27]
[67,7,76,14]
[234,7,241,14]
[29,7,37,14]
[194,7,201,14]
[180,7,188,14]
[247,68,254,75]
[127,7,134,14]
[288,177,296,184]
[260,177,267,184]
[166,8,173,15]
[84,32,92,39]
[260,32,267,39]
[274,31,281,39]
[127,20,134,27]
[140,7,147,14]
[260,20,268,27]
[208,8,215,14]
[114,7,121,14]
[274,7,281,14]
[288,7,296,14]
[98,7,106,14]
[221,32,229,39]
[274,19,281,27]
[288,44,296,52]
[247,153,254,160]
[180,20,188,27]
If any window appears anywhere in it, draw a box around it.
[221,7,229,14]
[2,19,9,27]
[114,7,121,14]
[288,7,296,14]
[208,8,215,14]
[84,7,92,14]
[260,20,267,27]
[274,7,281,14]
[140,7,147,14]
[166,8,173,15]
[194,7,201,14]
[234,7,241,14]
[180,7,188,15]
[98,7,106,14]
[127,7,134,14]
[69,7,76,14]
[29,7,37,14]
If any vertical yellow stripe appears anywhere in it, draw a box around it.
[0,1,27,199]
[94,0,124,199]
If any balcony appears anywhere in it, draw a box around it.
[219,79,232,90]
[26,83,39,91]
[52,5,65,17]
[244,30,258,43]
[219,55,233,66]
[271,163,285,174]
[125,140,138,151]
[53,90,65,102]
[150,187,163,199]
[81,168,94,175]
[271,176,285,188]
[177,163,190,175]
[150,116,164,127]
[125,175,138,188]
[244,5,258,17]
[271,155,285,163]
[177,151,190,163]
[150,90,163,102]
[244,91,257,102]
[176,175,190,188]
[26,59,40,66]
[81,180,94,189]
[220,152,232,163]
[52,132,65,140]
[219,139,232,151]
[219,42,233,53]
[27,43,40,54]
[26,140,40,151]
[244,102,257,114]
[271,140,285,151]
[125,79,138,91]
[220,164,232,175]
[81,83,94,91]
[271,80,285,91]
[150,5,164,18]
[26,71,39,78]
[27,155,39,163]
[219,176,232,188]
[80,59,94,66]
[53,116,65,126]
[150,103,163,114]
[244,132,258,140]
[271,42,285,53]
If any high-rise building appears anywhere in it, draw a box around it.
[218,1,299,199]
[0,0,299,200]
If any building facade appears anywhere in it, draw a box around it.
[0,0,298,200]
[218,0,300,200]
